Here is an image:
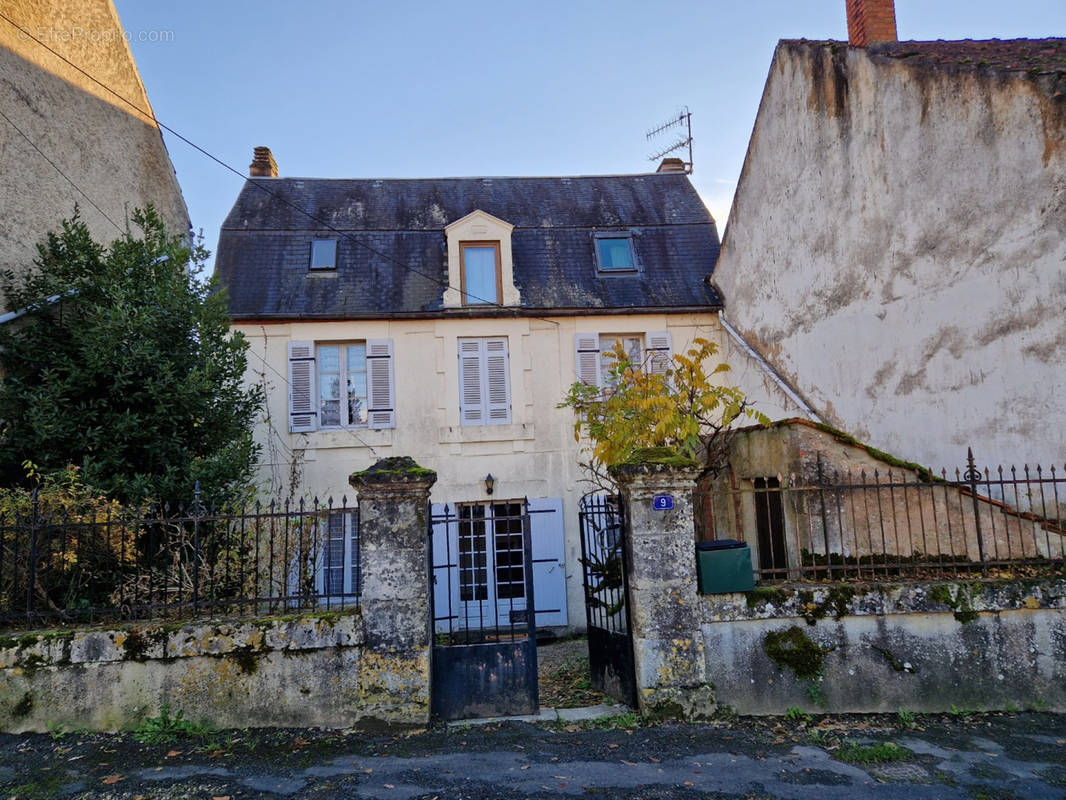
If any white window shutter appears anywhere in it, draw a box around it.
[484,337,511,425]
[528,497,567,627]
[574,334,601,387]
[459,339,484,425]
[365,338,395,429]
[288,341,317,432]
[646,331,672,376]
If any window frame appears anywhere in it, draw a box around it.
[593,232,638,274]
[309,238,338,270]
[317,341,369,430]
[459,240,502,305]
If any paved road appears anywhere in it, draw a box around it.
[2,711,1065,799]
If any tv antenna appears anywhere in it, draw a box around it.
[646,106,693,173]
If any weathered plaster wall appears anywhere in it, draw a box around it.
[0,0,189,309]
[701,579,1066,714]
[713,41,1066,470]
[0,611,413,733]
[237,312,801,631]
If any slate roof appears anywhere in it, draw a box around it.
[214,174,721,319]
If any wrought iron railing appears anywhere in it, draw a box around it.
[708,450,1066,583]
[0,489,360,630]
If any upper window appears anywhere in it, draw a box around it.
[310,239,337,270]
[598,335,643,388]
[458,337,511,426]
[460,241,501,305]
[287,339,395,432]
[594,233,636,272]
[318,343,367,428]
[574,331,672,389]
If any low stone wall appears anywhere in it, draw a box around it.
[0,608,429,733]
[701,578,1066,715]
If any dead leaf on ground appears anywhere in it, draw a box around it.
[165,750,182,758]
[621,759,637,766]
[101,775,124,785]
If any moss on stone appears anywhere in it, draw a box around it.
[930,582,980,623]
[609,447,701,479]
[763,626,831,681]
[800,585,859,624]
[744,586,790,609]
[18,653,47,675]
[350,456,436,487]
[872,645,917,673]
[12,691,33,718]
[227,645,259,675]
[122,630,151,662]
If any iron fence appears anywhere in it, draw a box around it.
[0,489,360,630]
[710,450,1066,583]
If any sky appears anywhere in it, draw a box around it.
[114,1,1066,268]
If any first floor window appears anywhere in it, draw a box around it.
[458,337,511,425]
[574,331,672,389]
[318,343,367,427]
[287,339,395,432]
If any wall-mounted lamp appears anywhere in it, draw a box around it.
[484,473,496,495]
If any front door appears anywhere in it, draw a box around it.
[455,501,528,629]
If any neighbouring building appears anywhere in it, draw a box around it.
[213,149,803,631]
[0,0,188,309]
[712,0,1066,472]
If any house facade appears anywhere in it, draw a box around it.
[711,0,1066,472]
[0,0,189,310]
[214,151,801,630]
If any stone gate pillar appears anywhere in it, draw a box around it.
[610,448,716,719]
[350,457,436,724]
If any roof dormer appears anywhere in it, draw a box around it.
[443,209,519,308]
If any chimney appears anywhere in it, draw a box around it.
[846,0,897,47]
[656,157,687,174]
[249,146,278,178]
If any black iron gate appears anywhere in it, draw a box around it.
[578,494,637,707]
[429,500,540,721]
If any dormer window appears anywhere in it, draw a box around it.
[310,239,337,270]
[460,241,502,305]
[594,233,636,273]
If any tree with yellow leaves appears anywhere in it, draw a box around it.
[560,337,769,488]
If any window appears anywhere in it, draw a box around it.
[460,241,501,305]
[594,233,636,272]
[574,331,671,388]
[310,239,337,270]
[321,509,361,598]
[287,339,394,432]
[318,343,367,427]
[458,337,511,426]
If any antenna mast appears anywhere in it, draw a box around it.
[646,106,693,174]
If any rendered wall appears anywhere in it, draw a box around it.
[0,611,426,732]
[701,579,1066,715]
[713,41,1066,470]
[0,0,189,308]
[236,313,804,630]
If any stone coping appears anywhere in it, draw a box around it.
[701,577,1066,624]
[0,608,363,671]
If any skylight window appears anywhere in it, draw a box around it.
[310,239,337,270]
[594,233,636,272]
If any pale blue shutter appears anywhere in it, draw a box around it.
[431,503,460,634]
[288,341,317,432]
[459,339,484,425]
[528,497,567,627]
[366,338,395,429]
[484,337,511,425]
[575,334,601,387]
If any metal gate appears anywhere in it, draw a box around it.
[429,500,541,721]
[578,494,637,707]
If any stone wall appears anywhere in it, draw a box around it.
[701,579,1066,715]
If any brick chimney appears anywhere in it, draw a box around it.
[249,146,278,178]
[846,0,897,46]
[656,157,687,174]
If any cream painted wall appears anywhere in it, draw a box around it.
[714,42,1066,472]
[0,0,189,310]
[236,312,801,629]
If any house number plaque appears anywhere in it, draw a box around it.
[652,494,674,510]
